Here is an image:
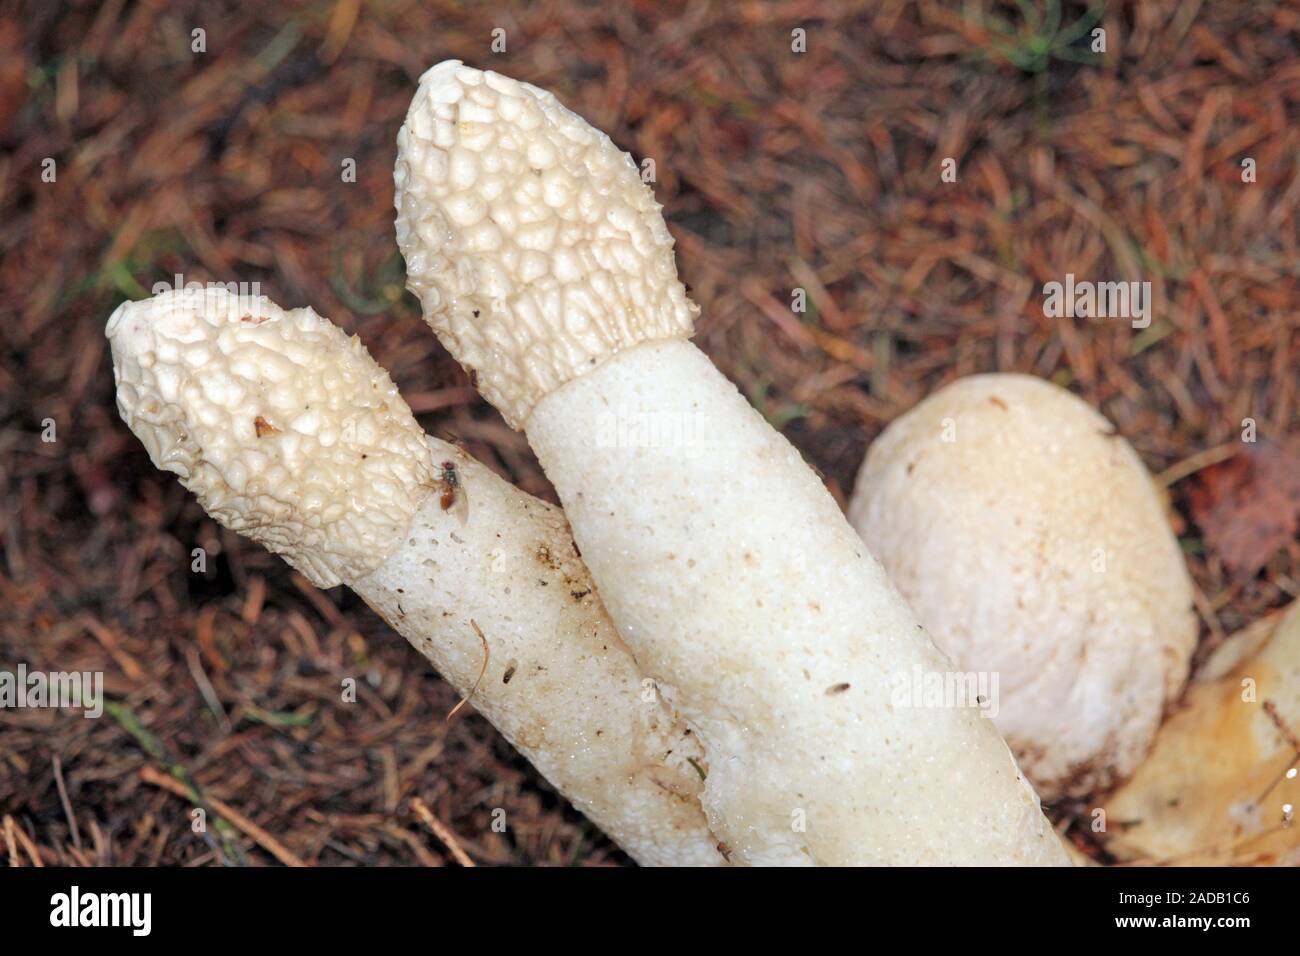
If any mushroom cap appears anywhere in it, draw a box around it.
[107,288,433,588]
[393,60,696,428]
[848,373,1197,799]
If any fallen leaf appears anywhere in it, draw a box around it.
[1195,606,1289,683]
[1097,601,1300,865]
[1186,442,1300,580]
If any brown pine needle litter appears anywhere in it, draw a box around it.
[1,1,1298,866]
[138,766,309,869]
[411,797,476,868]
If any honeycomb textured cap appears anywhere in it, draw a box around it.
[849,373,1197,799]
[394,60,698,428]
[107,288,435,588]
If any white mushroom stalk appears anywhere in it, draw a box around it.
[848,374,1197,799]
[395,61,1068,865]
[106,288,722,867]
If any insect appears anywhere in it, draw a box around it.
[437,460,469,524]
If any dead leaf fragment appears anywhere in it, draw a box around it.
[1098,601,1300,865]
[1186,442,1300,580]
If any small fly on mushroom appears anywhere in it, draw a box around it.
[438,459,469,524]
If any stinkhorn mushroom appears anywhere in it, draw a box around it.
[394,61,1068,865]
[107,287,722,867]
[847,374,1197,799]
